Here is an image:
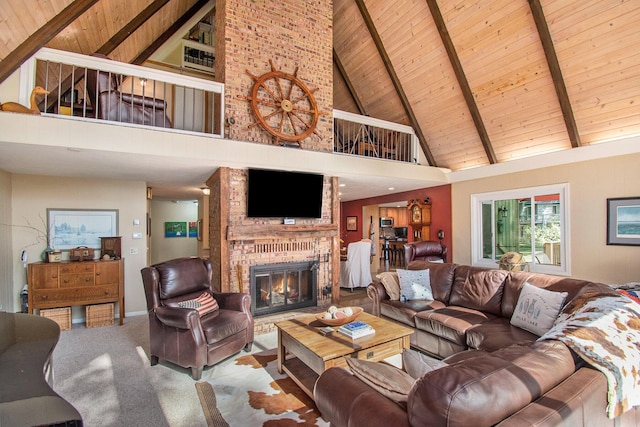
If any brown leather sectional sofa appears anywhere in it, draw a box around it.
[314,261,640,426]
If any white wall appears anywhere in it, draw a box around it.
[0,170,13,311]
[150,199,198,265]
[11,174,149,319]
[452,153,640,285]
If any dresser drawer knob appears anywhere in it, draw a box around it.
[63,279,69,284]
[85,278,91,282]
[104,290,110,295]
[41,295,48,300]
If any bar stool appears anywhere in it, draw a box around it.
[394,246,405,267]
[380,242,391,262]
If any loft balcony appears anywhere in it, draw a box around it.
[16,48,420,164]
[333,109,419,164]
[24,48,224,137]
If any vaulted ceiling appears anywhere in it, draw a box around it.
[1,0,640,174]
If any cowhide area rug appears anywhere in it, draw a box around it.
[199,346,329,427]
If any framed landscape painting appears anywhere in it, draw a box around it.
[48,209,118,250]
[607,197,640,246]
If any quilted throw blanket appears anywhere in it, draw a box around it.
[539,292,640,418]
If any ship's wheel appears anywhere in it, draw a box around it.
[244,60,320,145]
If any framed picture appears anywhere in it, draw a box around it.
[48,209,118,250]
[607,197,640,246]
[346,216,358,231]
[188,221,198,238]
[165,221,187,237]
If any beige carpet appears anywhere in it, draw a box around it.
[51,315,329,426]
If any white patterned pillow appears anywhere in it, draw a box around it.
[510,282,567,336]
[396,269,433,301]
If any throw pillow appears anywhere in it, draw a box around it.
[376,272,401,300]
[402,348,447,379]
[345,358,415,403]
[178,292,219,316]
[510,282,567,336]
[396,268,433,301]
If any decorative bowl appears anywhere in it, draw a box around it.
[315,306,363,326]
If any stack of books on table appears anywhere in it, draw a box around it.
[338,320,375,339]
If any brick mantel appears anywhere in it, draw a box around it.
[227,224,338,241]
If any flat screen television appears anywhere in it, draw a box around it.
[247,168,324,218]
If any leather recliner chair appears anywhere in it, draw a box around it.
[404,240,447,266]
[85,53,172,128]
[141,257,253,380]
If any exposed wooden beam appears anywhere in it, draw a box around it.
[354,0,436,166]
[0,0,99,84]
[333,48,367,116]
[97,0,170,55]
[425,0,497,165]
[132,0,209,65]
[528,0,581,148]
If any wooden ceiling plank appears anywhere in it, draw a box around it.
[132,0,209,65]
[96,0,170,56]
[332,48,367,116]
[353,0,436,166]
[528,0,581,148]
[0,0,99,84]
[425,0,497,165]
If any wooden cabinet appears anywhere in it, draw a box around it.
[378,207,408,227]
[395,207,408,227]
[28,259,124,325]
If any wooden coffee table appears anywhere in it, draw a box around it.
[275,311,413,398]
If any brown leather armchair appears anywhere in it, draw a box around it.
[85,53,172,128]
[404,240,447,266]
[141,257,253,380]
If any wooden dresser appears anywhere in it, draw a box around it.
[28,259,124,325]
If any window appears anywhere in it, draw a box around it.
[471,184,570,275]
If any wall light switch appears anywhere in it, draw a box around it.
[133,219,140,226]
[132,232,143,239]
[130,247,138,255]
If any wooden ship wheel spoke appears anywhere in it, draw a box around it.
[244,59,320,145]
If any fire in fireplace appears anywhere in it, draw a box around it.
[249,261,318,316]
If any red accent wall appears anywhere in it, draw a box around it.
[340,184,452,261]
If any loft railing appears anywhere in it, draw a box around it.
[20,48,224,137]
[333,109,418,163]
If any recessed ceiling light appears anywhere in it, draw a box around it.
[339,183,346,187]
[388,187,395,191]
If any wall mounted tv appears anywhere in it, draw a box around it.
[247,168,324,218]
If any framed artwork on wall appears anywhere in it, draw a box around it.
[607,197,640,246]
[346,216,358,231]
[165,221,187,237]
[188,221,198,238]
[48,209,118,250]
